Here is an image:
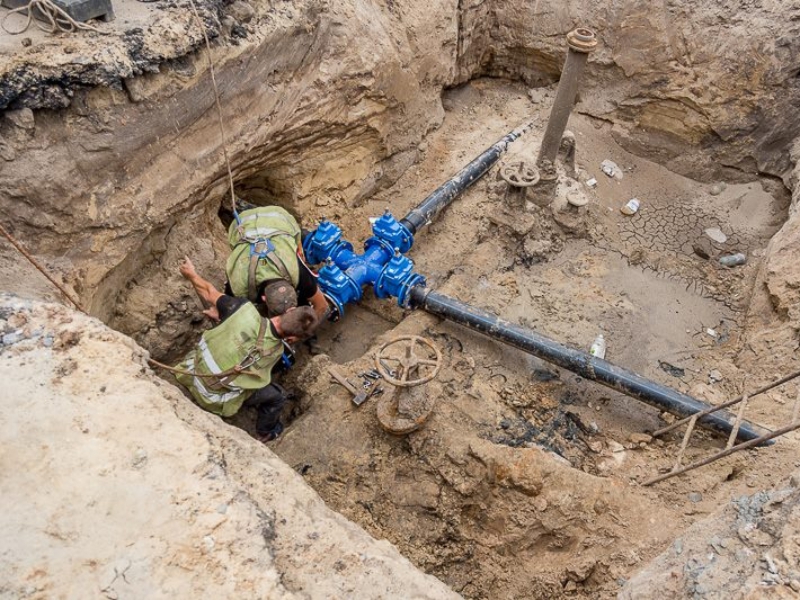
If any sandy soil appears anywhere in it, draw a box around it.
[2,0,800,596]
[263,78,800,598]
[2,71,796,598]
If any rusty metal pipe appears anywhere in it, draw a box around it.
[537,27,597,167]
[409,286,768,443]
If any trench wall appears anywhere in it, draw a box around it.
[0,0,799,359]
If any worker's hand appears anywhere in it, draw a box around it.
[179,256,196,279]
[202,305,221,322]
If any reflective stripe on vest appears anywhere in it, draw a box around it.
[174,303,282,417]
[185,356,245,405]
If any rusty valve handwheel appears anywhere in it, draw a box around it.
[499,162,540,188]
[375,335,442,387]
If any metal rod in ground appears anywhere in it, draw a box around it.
[409,287,767,443]
[400,121,533,235]
[726,391,750,450]
[642,420,800,486]
[652,368,800,437]
[0,222,86,314]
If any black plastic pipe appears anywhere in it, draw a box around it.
[400,121,533,235]
[409,287,768,443]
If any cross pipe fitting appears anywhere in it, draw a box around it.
[303,122,534,319]
[303,211,424,319]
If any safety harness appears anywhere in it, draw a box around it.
[203,316,269,391]
[243,232,293,303]
[229,207,301,303]
[174,302,283,417]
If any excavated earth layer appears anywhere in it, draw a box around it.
[265,82,800,598]
[2,0,800,598]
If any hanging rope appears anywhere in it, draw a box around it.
[1,0,110,35]
[0,222,87,314]
[186,0,239,223]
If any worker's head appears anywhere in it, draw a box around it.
[274,305,318,342]
[261,279,298,317]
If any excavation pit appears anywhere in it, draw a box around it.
[236,80,792,598]
[3,3,800,598]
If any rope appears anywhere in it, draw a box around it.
[146,357,257,378]
[2,0,109,35]
[0,222,87,314]
[185,0,239,223]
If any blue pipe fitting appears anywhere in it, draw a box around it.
[303,221,352,266]
[346,240,393,288]
[317,260,363,317]
[371,210,413,254]
[375,253,426,308]
[304,211,424,317]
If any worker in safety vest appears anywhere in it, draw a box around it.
[225,205,329,320]
[174,257,319,442]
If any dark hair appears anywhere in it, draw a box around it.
[277,306,318,340]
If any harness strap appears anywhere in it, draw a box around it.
[147,358,258,379]
[245,236,293,302]
[213,317,269,389]
[248,252,260,302]
[256,316,268,347]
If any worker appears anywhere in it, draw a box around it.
[174,257,319,442]
[225,205,329,320]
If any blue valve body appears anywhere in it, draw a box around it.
[303,212,424,317]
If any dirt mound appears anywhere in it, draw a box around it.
[621,472,800,599]
[0,293,460,599]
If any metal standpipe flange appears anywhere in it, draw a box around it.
[375,335,442,387]
[566,27,598,53]
[499,161,541,188]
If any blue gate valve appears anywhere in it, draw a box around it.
[303,220,353,267]
[304,211,421,318]
[371,210,414,254]
[316,259,363,319]
[375,252,426,308]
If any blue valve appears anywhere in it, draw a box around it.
[304,212,425,317]
[375,253,426,308]
[371,210,413,254]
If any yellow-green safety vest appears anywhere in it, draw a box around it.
[226,206,302,302]
[175,302,283,417]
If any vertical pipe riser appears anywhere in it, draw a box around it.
[536,27,598,167]
[537,52,588,165]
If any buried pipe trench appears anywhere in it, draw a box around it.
[3,5,800,599]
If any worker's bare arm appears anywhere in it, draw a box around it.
[308,288,330,321]
[179,257,224,313]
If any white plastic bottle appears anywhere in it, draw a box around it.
[589,334,606,359]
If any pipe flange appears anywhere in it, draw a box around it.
[567,27,597,53]
[499,162,541,188]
